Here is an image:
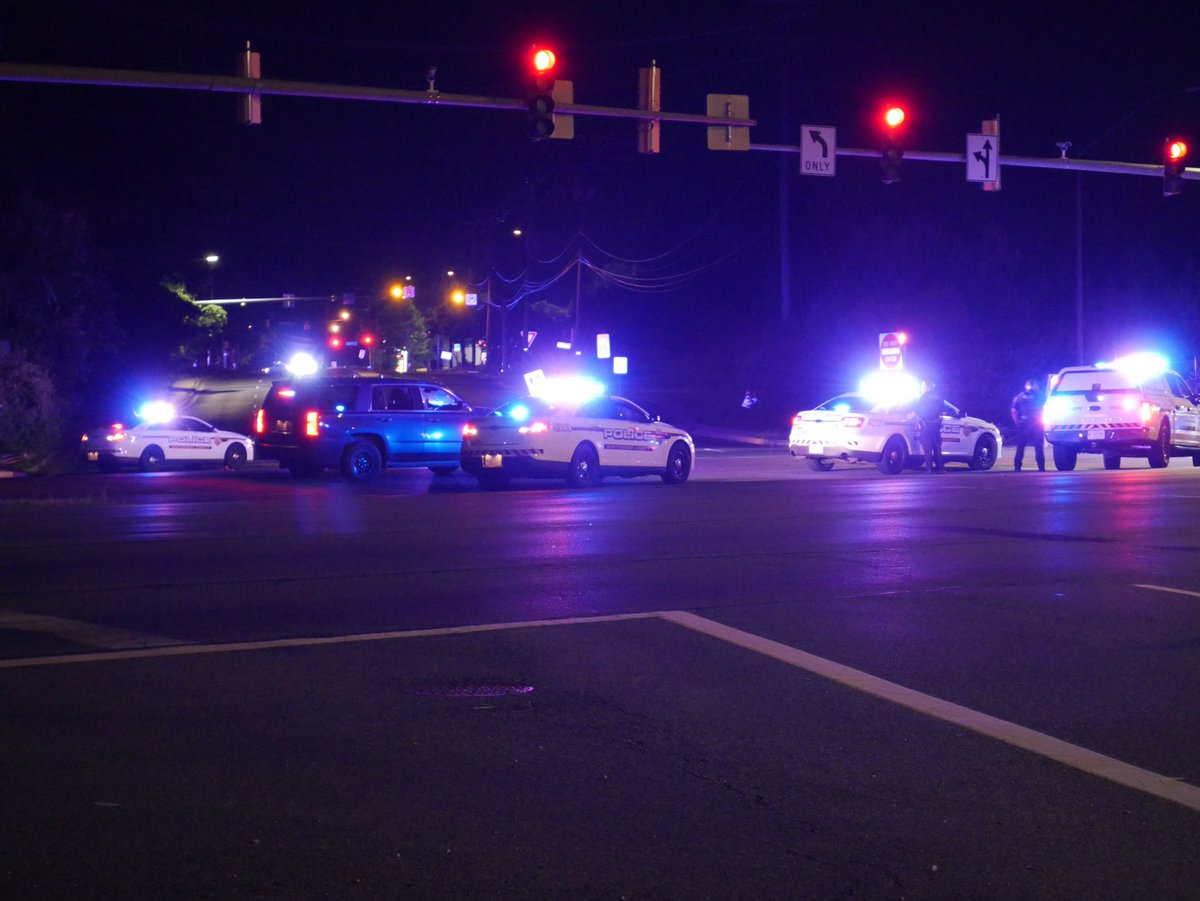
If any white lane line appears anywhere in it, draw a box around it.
[0,611,661,670]
[0,610,187,651]
[1136,583,1200,599]
[659,610,1200,813]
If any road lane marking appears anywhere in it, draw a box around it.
[0,611,660,669]
[1136,583,1200,599]
[0,610,187,651]
[4,606,1198,813]
[659,610,1200,813]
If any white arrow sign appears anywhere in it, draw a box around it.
[800,124,837,177]
[966,133,1000,184]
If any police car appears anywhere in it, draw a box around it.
[1043,353,1200,470]
[459,387,694,489]
[789,391,1002,474]
[82,411,254,472]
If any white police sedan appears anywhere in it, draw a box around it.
[460,391,694,489]
[82,414,254,472]
[789,392,1001,474]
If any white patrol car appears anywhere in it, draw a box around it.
[1043,356,1200,470]
[81,415,254,472]
[789,392,1002,474]
[460,394,694,489]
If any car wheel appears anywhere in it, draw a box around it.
[342,440,383,482]
[1103,451,1121,470]
[1147,423,1170,468]
[807,458,835,472]
[876,436,907,475]
[968,435,998,471]
[477,471,510,491]
[429,466,458,476]
[138,445,165,472]
[1052,445,1077,471]
[662,441,692,484]
[224,443,247,470]
[566,443,601,488]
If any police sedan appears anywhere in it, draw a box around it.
[460,393,694,489]
[82,414,254,472]
[789,392,1001,474]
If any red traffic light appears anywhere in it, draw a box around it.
[1167,139,1188,162]
[328,335,343,350]
[883,105,906,129]
[531,47,556,74]
[361,333,375,346]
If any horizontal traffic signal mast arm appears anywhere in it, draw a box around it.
[0,61,755,128]
[752,140,1198,180]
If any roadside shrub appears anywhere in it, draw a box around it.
[0,352,63,471]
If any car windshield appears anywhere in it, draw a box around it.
[813,394,874,413]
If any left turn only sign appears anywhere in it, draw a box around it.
[800,124,837,176]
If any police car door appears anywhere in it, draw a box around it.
[163,417,215,462]
[1165,372,1200,448]
[601,398,661,469]
[939,402,967,458]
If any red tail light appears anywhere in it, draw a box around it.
[792,414,803,427]
[304,410,320,437]
[1139,402,1153,423]
[254,408,265,434]
[462,423,478,437]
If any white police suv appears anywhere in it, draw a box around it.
[460,389,694,490]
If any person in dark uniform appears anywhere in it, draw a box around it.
[1011,378,1046,471]
[913,380,945,473]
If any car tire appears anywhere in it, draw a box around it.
[876,436,907,475]
[224,443,247,470]
[1103,452,1121,470]
[138,445,165,472]
[1147,423,1170,468]
[807,458,836,472]
[662,441,692,484]
[477,471,510,491]
[968,435,998,471]
[1052,445,1077,471]
[566,443,601,488]
[429,466,458,476]
[342,440,383,482]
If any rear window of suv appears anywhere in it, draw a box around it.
[269,383,360,412]
[1054,370,1140,394]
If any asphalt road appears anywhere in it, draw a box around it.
[1,448,1198,899]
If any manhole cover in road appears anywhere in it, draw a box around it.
[407,682,535,699]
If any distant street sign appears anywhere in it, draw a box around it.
[800,124,837,176]
[879,332,905,370]
[966,133,1000,184]
[465,293,478,306]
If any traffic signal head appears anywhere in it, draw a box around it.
[328,334,343,350]
[361,333,375,346]
[526,45,558,140]
[1164,138,1188,196]
[880,104,906,184]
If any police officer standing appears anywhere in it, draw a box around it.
[1011,378,1046,471]
[914,380,945,473]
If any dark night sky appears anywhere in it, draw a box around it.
[2,0,1198,414]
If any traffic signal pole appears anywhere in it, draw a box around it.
[750,141,1198,182]
[0,61,756,129]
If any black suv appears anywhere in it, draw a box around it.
[254,375,476,481]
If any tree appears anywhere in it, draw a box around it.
[163,280,229,366]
